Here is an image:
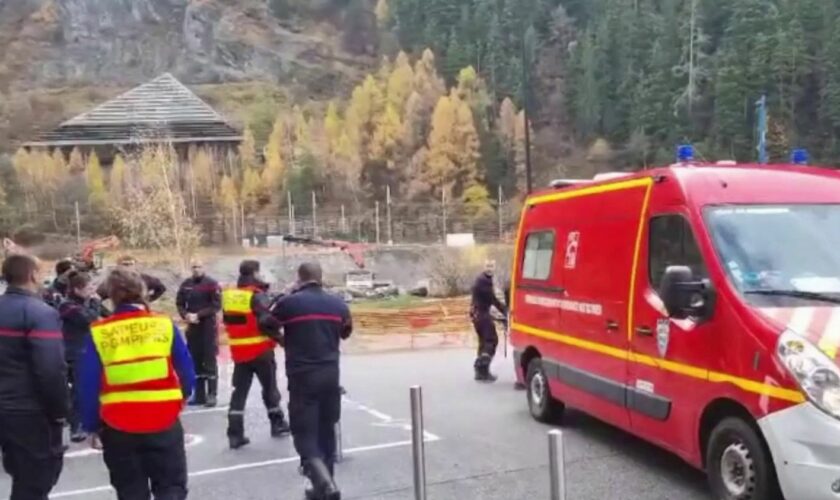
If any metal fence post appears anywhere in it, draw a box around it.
[335,420,343,463]
[74,201,81,247]
[287,191,295,235]
[497,185,503,242]
[548,429,566,500]
[375,201,381,244]
[410,386,427,500]
[386,185,393,245]
[312,191,318,237]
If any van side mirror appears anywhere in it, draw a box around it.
[659,266,714,320]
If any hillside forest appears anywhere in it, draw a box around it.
[2,0,840,246]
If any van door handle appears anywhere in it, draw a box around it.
[606,320,619,331]
[635,326,653,337]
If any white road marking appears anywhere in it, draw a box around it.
[50,437,441,498]
[182,406,230,416]
[343,396,440,441]
[64,434,205,459]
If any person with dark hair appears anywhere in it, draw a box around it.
[470,260,507,382]
[264,262,351,500]
[97,255,167,304]
[58,271,110,442]
[43,259,76,308]
[177,258,222,407]
[222,259,290,449]
[0,254,69,500]
[77,268,195,500]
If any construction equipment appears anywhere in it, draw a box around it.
[73,236,120,272]
[281,235,368,269]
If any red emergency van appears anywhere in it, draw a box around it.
[510,160,840,500]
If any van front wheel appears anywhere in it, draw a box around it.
[526,358,563,423]
[706,418,782,500]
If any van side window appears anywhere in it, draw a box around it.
[649,215,708,287]
[522,231,555,280]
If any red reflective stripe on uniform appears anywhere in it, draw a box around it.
[0,329,61,339]
[28,331,63,339]
[282,314,343,325]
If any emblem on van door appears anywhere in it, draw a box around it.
[564,231,580,269]
[656,319,670,357]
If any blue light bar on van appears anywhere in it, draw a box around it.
[676,144,695,162]
[790,149,809,165]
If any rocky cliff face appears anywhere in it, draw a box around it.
[1,0,371,88]
[0,0,375,149]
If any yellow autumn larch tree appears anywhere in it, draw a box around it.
[387,52,414,117]
[346,75,385,161]
[86,151,107,206]
[425,91,481,198]
[263,116,287,196]
[110,154,127,200]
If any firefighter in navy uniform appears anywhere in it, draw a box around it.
[471,260,507,382]
[176,259,222,407]
[77,268,195,500]
[222,260,290,450]
[263,262,351,500]
[58,270,110,443]
[0,254,69,500]
[43,259,75,308]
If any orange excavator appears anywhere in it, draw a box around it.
[73,235,120,272]
[281,235,368,269]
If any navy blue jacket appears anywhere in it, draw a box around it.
[269,283,352,376]
[176,275,221,333]
[471,272,507,316]
[43,276,69,308]
[77,305,196,433]
[58,294,110,362]
[0,287,69,420]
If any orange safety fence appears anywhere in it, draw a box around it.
[176,297,477,352]
[352,297,472,336]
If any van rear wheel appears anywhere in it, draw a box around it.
[526,358,563,423]
[706,418,782,500]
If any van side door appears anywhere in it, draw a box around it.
[629,209,717,457]
[512,201,565,359]
[536,182,650,430]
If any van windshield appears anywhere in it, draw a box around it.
[705,205,840,304]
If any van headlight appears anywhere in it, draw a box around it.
[777,329,840,419]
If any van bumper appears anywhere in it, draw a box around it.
[759,402,840,499]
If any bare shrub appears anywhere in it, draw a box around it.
[425,245,493,297]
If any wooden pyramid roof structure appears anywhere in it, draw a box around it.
[26,73,242,147]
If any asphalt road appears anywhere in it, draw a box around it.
[0,348,713,499]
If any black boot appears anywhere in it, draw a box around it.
[302,458,340,500]
[228,435,251,450]
[269,411,291,438]
[475,364,498,383]
[228,413,250,450]
[189,378,207,406]
[205,378,218,408]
